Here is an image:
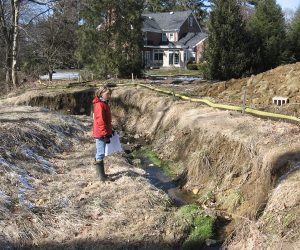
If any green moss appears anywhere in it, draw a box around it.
[183,216,214,250]
[132,147,175,177]
[193,216,214,238]
[177,204,199,222]
[176,205,215,250]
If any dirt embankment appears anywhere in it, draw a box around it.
[111,86,300,249]
[0,86,95,115]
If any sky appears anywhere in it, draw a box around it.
[277,0,300,11]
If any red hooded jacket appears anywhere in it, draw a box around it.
[92,97,112,138]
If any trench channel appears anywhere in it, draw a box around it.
[21,88,232,249]
[26,85,298,248]
[117,130,230,249]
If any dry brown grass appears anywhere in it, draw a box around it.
[111,86,300,248]
[0,105,87,247]
[0,105,191,249]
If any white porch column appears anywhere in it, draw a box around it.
[163,50,169,67]
[180,50,185,68]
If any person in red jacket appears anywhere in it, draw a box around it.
[93,86,113,181]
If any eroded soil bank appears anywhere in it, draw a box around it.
[110,86,300,249]
[1,83,299,249]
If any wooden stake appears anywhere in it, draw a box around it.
[242,87,246,114]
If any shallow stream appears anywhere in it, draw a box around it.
[121,132,226,249]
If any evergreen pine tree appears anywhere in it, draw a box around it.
[287,7,300,62]
[203,0,250,80]
[248,0,286,72]
[144,0,173,12]
[115,0,144,77]
[78,0,143,78]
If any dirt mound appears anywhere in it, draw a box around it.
[159,62,300,117]
[0,105,86,210]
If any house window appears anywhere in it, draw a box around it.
[169,33,174,42]
[191,52,196,62]
[169,53,173,65]
[174,52,179,64]
[154,49,163,61]
[169,50,180,65]
[189,16,193,27]
[184,51,188,62]
[144,51,151,65]
[162,33,167,42]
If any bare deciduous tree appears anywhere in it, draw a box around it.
[23,0,80,81]
[0,0,61,91]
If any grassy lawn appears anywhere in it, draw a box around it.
[145,68,202,77]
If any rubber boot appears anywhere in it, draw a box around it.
[96,160,107,181]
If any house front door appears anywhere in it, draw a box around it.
[154,49,163,66]
[169,50,180,66]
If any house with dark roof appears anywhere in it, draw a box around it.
[142,10,207,69]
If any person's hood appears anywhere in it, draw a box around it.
[93,96,100,104]
[93,97,108,104]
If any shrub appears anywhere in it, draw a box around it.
[187,63,200,70]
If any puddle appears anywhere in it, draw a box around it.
[39,71,80,80]
[147,75,202,83]
[145,164,186,206]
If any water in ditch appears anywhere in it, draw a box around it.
[120,131,229,249]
